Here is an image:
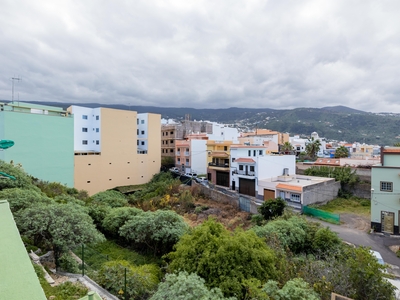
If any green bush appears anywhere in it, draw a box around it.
[258,198,286,221]
[58,252,80,273]
[91,190,128,208]
[94,260,160,299]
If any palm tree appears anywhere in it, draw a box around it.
[281,142,293,154]
[305,137,321,160]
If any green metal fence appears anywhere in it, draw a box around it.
[302,206,340,224]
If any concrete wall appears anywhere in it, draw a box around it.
[0,107,74,186]
[302,180,341,206]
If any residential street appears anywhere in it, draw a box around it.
[312,217,400,276]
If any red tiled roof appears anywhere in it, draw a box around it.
[276,184,302,192]
[235,158,255,163]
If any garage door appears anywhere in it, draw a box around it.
[216,171,229,187]
[263,189,275,201]
[239,178,255,197]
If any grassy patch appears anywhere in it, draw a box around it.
[33,263,88,300]
[311,197,370,217]
[73,240,159,271]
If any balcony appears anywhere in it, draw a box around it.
[184,152,190,156]
[208,162,230,170]
[237,170,255,176]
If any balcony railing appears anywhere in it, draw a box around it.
[237,170,255,176]
[184,152,190,156]
[208,162,229,168]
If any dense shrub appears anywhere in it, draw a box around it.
[258,197,286,221]
[119,210,188,255]
[95,260,160,300]
[91,190,128,208]
[167,218,277,298]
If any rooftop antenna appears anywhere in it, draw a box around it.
[11,76,21,103]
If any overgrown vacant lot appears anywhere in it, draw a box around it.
[186,196,253,230]
[311,197,370,218]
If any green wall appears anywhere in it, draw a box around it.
[0,110,74,186]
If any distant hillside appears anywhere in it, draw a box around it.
[8,100,400,146]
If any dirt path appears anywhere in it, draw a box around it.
[339,213,371,232]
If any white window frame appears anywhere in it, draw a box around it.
[380,181,393,192]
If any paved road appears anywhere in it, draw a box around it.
[309,217,400,274]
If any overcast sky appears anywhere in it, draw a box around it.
[1,0,400,112]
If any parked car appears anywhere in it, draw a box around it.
[371,250,385,265]
[169,167,179,173]
[185,172,197,178]
[195,176,208,184]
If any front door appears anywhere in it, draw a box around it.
[381,211,394,234]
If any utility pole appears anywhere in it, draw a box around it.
[11,77,21,103]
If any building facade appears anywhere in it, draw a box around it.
[371,147,400,234]
[68,106,161,195]
[0,102,74,186]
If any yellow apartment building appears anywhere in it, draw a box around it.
[206,140,234,187]
[68,106,161,195]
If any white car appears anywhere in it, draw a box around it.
[195,176,208,183]
[169,167,179,173]
[371,250,385,265]
[185,172,197,178]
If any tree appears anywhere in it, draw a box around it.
[91,190,128,208]
[16,202,105,266]
[0,187,52,213]
[394,142,400,147]
[281,142,293,154]
[258,197,286,221]
[167,218,277,298]
[345,246,395,300]
[305,137,321,160]
[0,159,38,191]
[334,146,349,158]
[102,207,144,236]
[263,278,320,300]
[95,260,160,300]
[119,209,188,255]
[150,271,233,300]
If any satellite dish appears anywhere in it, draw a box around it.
[0,140,15,149]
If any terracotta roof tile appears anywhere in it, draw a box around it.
[276,184,302,192]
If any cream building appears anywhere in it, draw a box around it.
[68,106,161,195]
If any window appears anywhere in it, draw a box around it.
[96,128,99,132]
[171,140,174,144]
[380,181,393,192]
[224,146,227,151]
[137,140,139,145]
[178,158,181,162]
[82,127,88,132]
[82,140,88,145]
[250,166,255,172]
[253,150,256,156]
[82,115,88,120]
[141,141,145,145]
[96,115,99,120]
[141,130,145,135]
[291,193,301,203]
[248,150,251,156]
[96,140,99,145]
[141,120,145,124]
[137,129,139,135]
[137,119,139,124]
[170,149,173,153]
[259,150,263,155]
[232,158,235,162]
[239,165,243,171]
[170,131,173,134]
[186,159,189,163]
[166,132,168,136]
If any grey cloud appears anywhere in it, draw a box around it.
[1,0,400,112]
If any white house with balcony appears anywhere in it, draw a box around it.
[230,145,296,197]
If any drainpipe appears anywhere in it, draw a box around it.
[88,291,95,300]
